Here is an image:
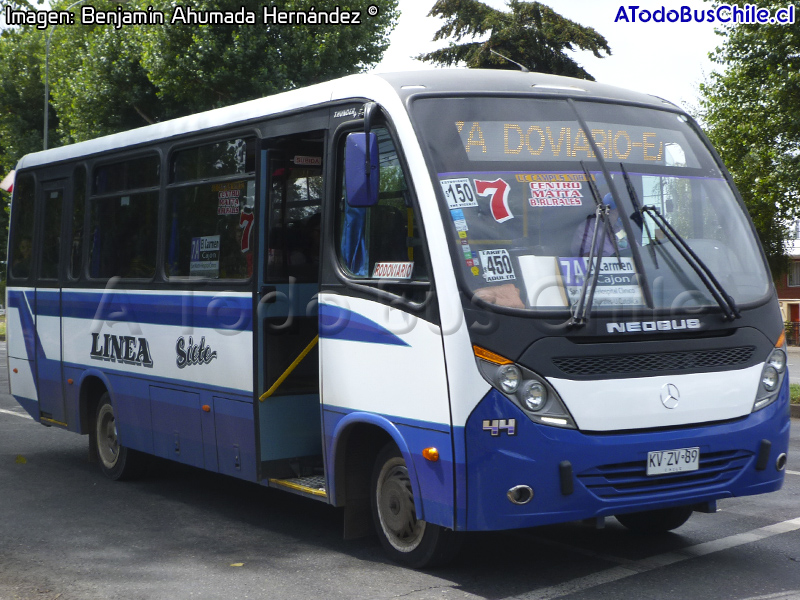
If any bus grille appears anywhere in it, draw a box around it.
[552,346,756,377]
[576,449,752,500]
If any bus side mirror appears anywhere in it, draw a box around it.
[345,132,379,207]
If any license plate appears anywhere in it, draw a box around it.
[646,447,700,476]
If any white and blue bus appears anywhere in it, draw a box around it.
[6,70,790,567]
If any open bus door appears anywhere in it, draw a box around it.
[255,131,326,495]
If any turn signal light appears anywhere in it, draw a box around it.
[473,345,512,365]
[422,447,439,462]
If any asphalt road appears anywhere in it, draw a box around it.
[1,342,799,600]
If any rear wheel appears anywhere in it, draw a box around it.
[93,393,145,480]
[615,506,693,534]
[371,444,461,568]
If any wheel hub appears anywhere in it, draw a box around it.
[377,460,426,551]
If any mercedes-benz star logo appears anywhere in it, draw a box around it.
[661,383,680,409]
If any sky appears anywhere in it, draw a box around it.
[372,0,724,111]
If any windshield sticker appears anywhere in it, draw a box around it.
[558,256,644,306]
[479,249,516,282]
[528,176,584,207]
[475,178,513,223]
[462,243,477,268]
[441,178,478,209]
[450,207,469,232]
[372,262,414,279]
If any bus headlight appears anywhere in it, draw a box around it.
[474,346,576,429]
[753,335,788,412]
[767,348,786,373]
[520,381,547,411]
[496,364,522,394]
[761,366,779,392]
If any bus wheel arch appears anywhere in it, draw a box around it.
[79,374,110,436]
[79,373,111,466]
[330,416,420,538]
[78,375,145,481]
[370,443,462,568]
[92,392,146,480]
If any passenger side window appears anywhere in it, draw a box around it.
[335,127,428,283]
[166,138,256,279]
[39,187,63,280]
[89,155,159,279]
[8,173,36,281]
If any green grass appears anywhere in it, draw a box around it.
[790,383,800,404]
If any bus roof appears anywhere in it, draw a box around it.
[16,69,677,171]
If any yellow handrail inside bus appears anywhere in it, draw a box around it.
[259,335,319,401]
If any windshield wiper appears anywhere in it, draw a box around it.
[640,205,741,320]
[620,164,658,270]
[570,162,613,327]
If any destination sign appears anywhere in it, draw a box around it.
[455,120,697,167]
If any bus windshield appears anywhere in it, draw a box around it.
[412,97,770,313]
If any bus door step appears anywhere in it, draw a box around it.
[268,475,328,501]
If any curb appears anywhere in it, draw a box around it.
[792,404,800,419]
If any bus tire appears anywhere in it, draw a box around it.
[615,505,693,534]
[370,444,461,568]
[93,393,145,481]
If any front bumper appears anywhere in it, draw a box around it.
[462,379,790,531]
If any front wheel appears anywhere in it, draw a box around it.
[615,505,693,534]
[93,393,145,481]
[371,444,461,568]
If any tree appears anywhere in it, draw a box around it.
[698,0,800,276]
[47,0,162,142]
[0,26,54,263]
[418,0,610,79]
[43,0,398,142]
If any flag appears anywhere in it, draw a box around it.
[1,170,15,193]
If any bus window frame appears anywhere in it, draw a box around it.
[66,163,89,285]
[326,117,438,319]
[8,170,38,286]
[85,148,164,285]
[163,129,259,285]
[36,177,69,286]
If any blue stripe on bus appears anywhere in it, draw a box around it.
[319,303,409,347]
[7,290,37,361]
[27,289,252,332]
[19,291,411,344]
